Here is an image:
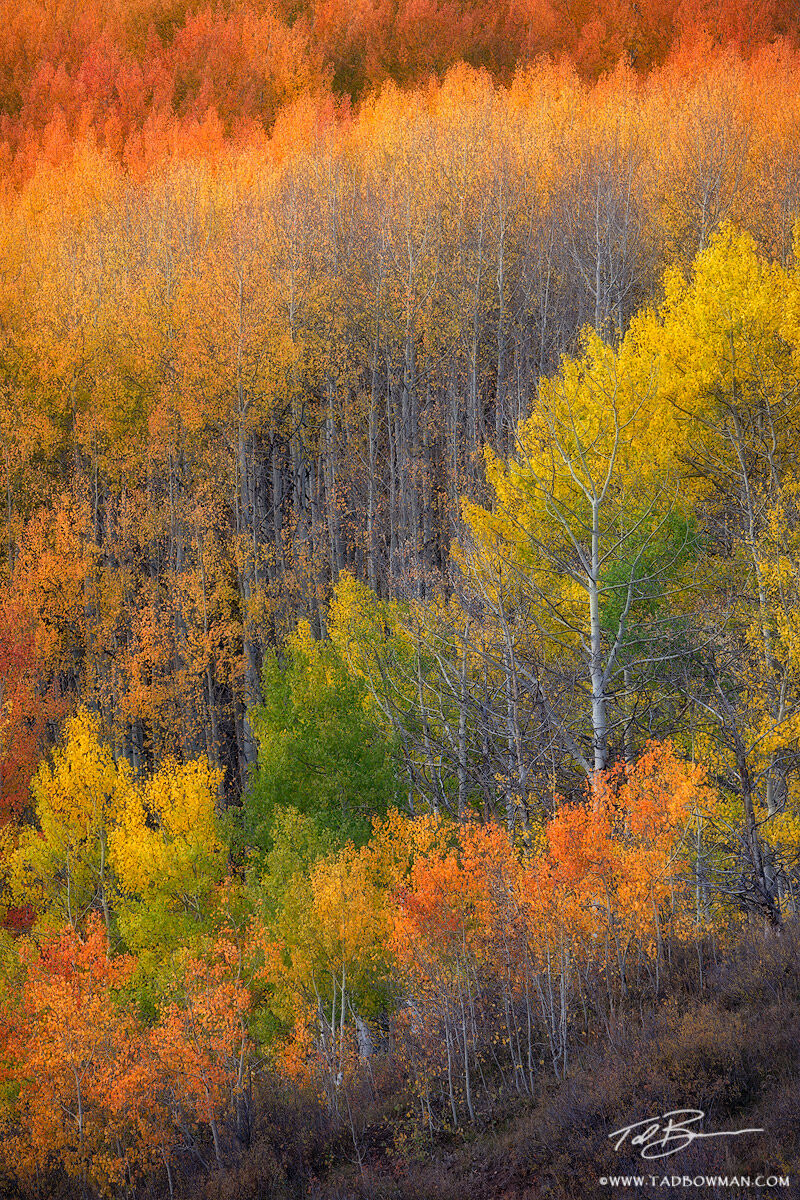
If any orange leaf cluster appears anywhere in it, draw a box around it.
[0,917,252,1194]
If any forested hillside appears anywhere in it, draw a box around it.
[2,3,800,1198]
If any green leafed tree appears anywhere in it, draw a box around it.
[244,620,398,856]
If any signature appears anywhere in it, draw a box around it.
[609,1110,764,1160]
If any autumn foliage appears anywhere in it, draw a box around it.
[0,917,254,1196]
[3,0,800,1195]
[0,0,798,177]
[0,737,719,1189]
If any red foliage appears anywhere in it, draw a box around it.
[0,0,797,180]
[1,904,35,934]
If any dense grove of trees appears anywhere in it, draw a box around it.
[1,0,799,177]
[4,53,800,793]
[2,5,800,1198]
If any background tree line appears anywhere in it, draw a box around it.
[0,0,798,179]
